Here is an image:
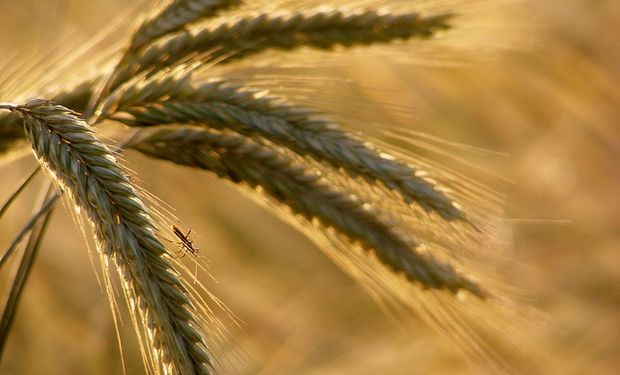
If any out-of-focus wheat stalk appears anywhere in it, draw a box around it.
[1,100,214,375]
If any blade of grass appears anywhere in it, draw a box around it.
[0,166,40,220]
[0,188,55,361]
[0,193,59,270]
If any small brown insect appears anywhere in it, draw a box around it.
[172,225,199,257]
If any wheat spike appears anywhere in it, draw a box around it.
[131,125,485,297]
[1,8,451,157]
[106,77,465,221]
[129,0,241,52]
[4,100,214,375]
[93,0,241,111]
[97,66,193,120]
[107,9,451,92]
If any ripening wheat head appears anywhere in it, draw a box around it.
[0,0,538,373]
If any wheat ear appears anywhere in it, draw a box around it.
[105,77,465,221]
[1,9,451,156]
[3,100,214,375]
[131,126,485,297]
[92,0,241,113]
[129,0,241,52]
[107,9,451,93]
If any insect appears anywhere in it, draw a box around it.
[172,225,199,257]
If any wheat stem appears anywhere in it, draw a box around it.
[0,192,55,361]
[0,191,56,270]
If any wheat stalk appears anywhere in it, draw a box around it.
[2,100,214,375]
[131,125,486,297]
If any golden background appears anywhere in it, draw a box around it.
[0,0,618,373]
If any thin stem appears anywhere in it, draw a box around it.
[0,167,40,220]
[0,103,17,111]
[0,188,55,361]
[0,193,59,270]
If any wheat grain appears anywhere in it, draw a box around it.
[4,100,214,375]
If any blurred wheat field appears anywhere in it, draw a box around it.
[0,0,619,374]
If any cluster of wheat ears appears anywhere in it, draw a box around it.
[0,1,533,374]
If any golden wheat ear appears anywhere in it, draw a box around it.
[130,125,486,297]
[129,0,242,52]
[3,100,218,375]
[106,9,452,93]
[95,0,242,110]
[104,76,466,221]
[127,124,541,373]
[0,6,453,163]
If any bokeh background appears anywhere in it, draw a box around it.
[0,0,619,374]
